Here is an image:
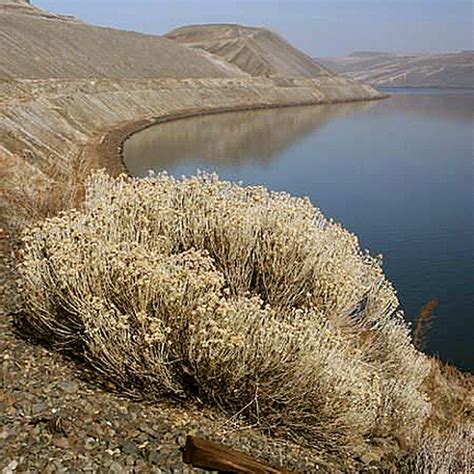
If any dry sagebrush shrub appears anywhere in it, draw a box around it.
[19,171,431,453]
[397,425,473,473]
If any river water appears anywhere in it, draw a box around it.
[124,88,474,372]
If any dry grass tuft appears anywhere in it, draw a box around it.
[18,171,433,455]
[0,154,87,236]
[413,298,438,350]
[422,358,473,434]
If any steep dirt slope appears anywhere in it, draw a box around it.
[319,51,474,89]
[166,24,333,79]
[0,2,243,79]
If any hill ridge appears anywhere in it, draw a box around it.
[0,4,244,79]
[166,24,333,79]
[319,50,474,89]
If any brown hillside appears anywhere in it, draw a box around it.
[166,24,333,79]
[0,2,244,79]
[319,51,474,89]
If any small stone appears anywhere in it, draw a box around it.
[58,381,79,394]
[32,402,47,415]
[52,462,67,474]
[108,461,125,474]
[54,437,70,449]
[133,459,148,472]
[135,432,148,444]
[122,440,139,455]
[148,451,162,465]
[2,460,18,474]
[38,432,53,446]
[84,437,97,450]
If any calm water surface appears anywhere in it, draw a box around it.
[124,89,474,372]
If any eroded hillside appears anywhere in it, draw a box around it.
[319,51,474,89]
[166,24,333,78]
[0,1,244,79]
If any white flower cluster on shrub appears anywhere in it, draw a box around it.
[19,170,431,453]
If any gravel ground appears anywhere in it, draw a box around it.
[0,238,344,473]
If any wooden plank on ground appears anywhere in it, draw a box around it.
[182,435,292,473]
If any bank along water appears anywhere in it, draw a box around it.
[124,89,474,372]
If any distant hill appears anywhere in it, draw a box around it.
[348,51,397,59]
[166,24,333,79]
[0,1,244,79]
[318,51,474,89]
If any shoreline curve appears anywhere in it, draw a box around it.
[92,94,389,178]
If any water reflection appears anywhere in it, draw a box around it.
[124,93,473,177]
[124,101,375,176]
[375,91,474,122]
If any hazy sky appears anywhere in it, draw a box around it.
[34,0,472,57]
